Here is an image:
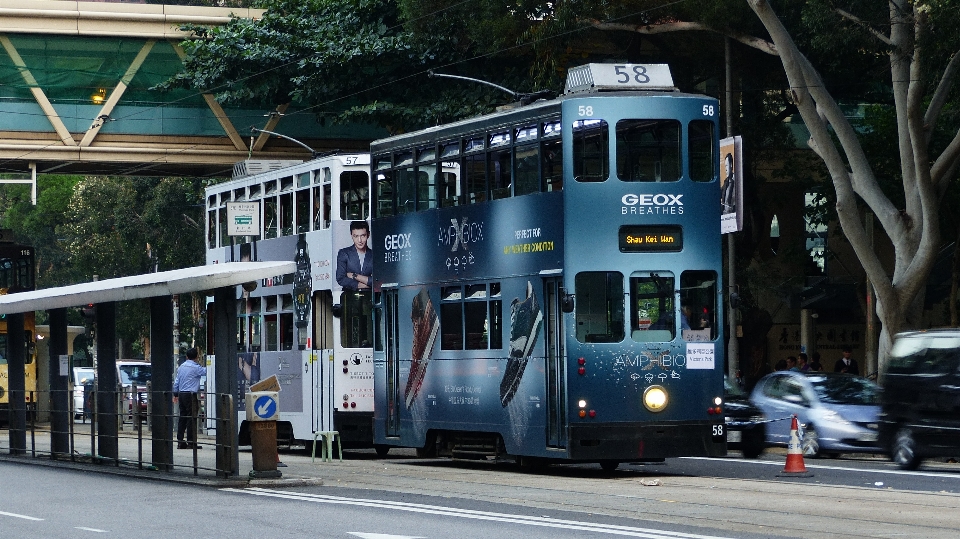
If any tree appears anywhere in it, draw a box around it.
[743,0,960,369]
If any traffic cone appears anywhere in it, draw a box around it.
[778,415,813,477]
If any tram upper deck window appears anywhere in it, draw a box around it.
[543,139,563,191]
[207,207,216,249]
[297,171,311,188]
[689,120,715,182]
[280,192,294,235]
[616,119,680,182]
[515,144,540,196]
[680,271,717,342]
[263,196,278,239]
[572,120,609,182]
[417,163,440,211]
[441,286,464,350]
[440,165,460,208]
[575,272,624,343]
[630,272,676,343]
[464,151,486,205]
[341,170,369,220]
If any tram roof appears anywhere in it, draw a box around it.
[0,261,295,315]
[370,90,711,152]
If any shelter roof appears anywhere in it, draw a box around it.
[0,261,294,315]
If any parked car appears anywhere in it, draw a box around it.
[750,371,881,458]
[72,367,95,418]
[117,360,151,419]
[723,378,766,458]
[879,329,960,470]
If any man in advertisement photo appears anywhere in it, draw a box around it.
[336,220,373,290]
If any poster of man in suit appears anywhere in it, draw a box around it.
[335,220,372,290]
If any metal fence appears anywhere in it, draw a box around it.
[1,387,236,478]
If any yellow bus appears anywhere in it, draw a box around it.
[0,236,37,420]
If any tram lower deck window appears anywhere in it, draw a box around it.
[575,272,624,343]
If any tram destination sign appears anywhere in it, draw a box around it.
[618,225,683,252]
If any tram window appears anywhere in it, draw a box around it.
[280,192,294,236]
[516,125,537,142]
[297,171,311,188]
[418,145,436,163]
[341,290,373,348]
[263,197,278,239]
[575,272,624,343]
[234,188,246,201]
[312,187,324,230]
[396,151,414,167]
[395,166,417,215]
[465,137,484,153]
[630,273,676,343]
[264,313,278,352]
[296,189,310,233]
[616,119,680,182]
[281,176,293,192]
[417,164,439,210]
[440,168,460,208]
[543,120,561,137]
[440,141,460,159]
[490,149,511,200]
[464,153,486,204]
[542,139,563,192]
[572,119,608,182]
[490,282,503,349]
[441,300,464,351]
[689,120,715,182]
[323,184,332,228]
[680,271,717,341]
[218,206,228,247]
[341,171,369,220]
[515,145,540,196]
[465,289,488,350]
[489,131,511,148]
[377,172,394,217]
[249,184,261,198]
[207,209,216,249]
[280,312,294,351]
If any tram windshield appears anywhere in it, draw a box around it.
[342,290,373,348]
[630,272,676,342]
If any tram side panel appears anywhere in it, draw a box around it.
[373,191,564,456]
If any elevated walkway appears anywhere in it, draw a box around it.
[0,1,380,178]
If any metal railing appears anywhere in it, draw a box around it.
[1,388,235,479]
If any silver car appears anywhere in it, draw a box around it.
[749,371,882,457]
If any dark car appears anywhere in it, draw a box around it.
[723,378,766,458]
[879,330,960,470]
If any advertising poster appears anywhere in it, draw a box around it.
[720,136,744,234]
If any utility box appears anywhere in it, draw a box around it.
[245,391,280,478]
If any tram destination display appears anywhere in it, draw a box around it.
[618,225,683,252]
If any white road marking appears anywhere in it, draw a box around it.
[349,533,425,539]
[0,510,43,521]
[223,487,738,539]
[75,527,108,533]
[681,456,960,479]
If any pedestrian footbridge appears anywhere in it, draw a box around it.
[0,1,379,178]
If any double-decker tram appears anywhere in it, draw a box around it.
[371,64,726,468]
[0,234,37,422]
[205,155,379,448]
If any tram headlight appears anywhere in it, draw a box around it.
[642,385,668,412]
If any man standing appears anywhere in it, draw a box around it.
[833,346,860,376]
[336,220,373,290]
[173,348,205,449]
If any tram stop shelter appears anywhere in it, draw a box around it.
[0,261,294,477]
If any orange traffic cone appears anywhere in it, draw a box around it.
[778,415,813,477]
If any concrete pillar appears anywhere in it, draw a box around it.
[150,296,174,471]
[213,285,239,477]
[47,308,70,456]
[95,301,118,460]
[6,313,26,454]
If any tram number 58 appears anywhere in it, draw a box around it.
[702,105,715,116]
[614,65,649,84]
[712,424,724,437]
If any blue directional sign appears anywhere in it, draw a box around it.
[254,394,278,420]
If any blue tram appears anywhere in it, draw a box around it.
[371,64,726,467]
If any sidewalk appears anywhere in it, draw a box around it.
[0,421,329,488]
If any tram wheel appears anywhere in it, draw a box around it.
[374,444,391,458]
[599,460,620,472]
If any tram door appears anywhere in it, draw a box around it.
[384,289,401,436]
[544,278,567,448]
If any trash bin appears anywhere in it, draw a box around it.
[245,391,280,479]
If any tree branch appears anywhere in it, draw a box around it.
[835,8,892,45]
[585,20,778,56]
[924,51,960,144]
